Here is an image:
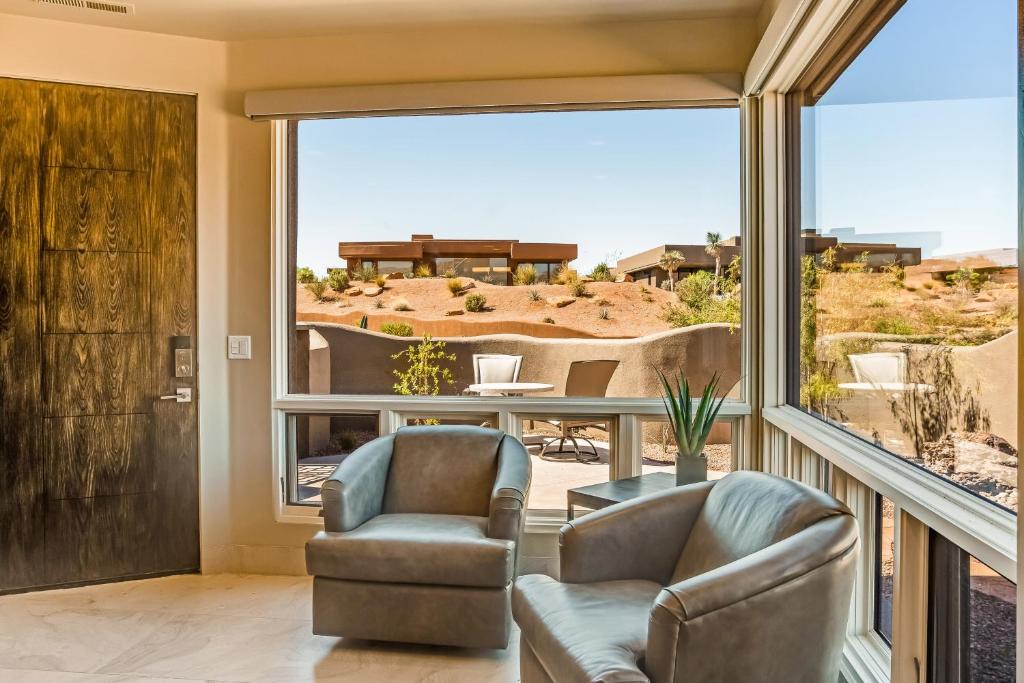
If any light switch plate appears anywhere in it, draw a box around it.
[227,335,251,360]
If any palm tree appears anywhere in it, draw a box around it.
[659,250,685,292]
[705,232,723,294]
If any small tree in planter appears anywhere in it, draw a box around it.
[657,369,726,485]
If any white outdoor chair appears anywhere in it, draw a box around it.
[471,354,523,396]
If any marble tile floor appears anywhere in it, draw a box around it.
[0,574,519,682]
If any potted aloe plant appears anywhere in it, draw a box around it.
[657,370,726,486]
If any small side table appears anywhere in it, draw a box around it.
[566,471,676,521]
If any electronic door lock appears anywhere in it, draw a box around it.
[172,336,193,378]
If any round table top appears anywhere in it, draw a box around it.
[838,382,934,393]
[469,382,554,394]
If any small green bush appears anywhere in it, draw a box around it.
[589,262,614,282]
[296,266,317,284]
[374,274,387,288]
[380,322,414,336]
[304,278,327,302]
[413,263,433,278]
[513,264,538,285]
[355,264,377,282]
[946,267,984,293]
[447,278,464,296]
[873,318,914,336]
[566,278,588,298]
[528,289,542,302]
[391,297,412,311]
[326,269,349,292]
[464,293,487,312]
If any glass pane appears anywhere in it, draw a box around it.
[794,0,1018,512]
[285,413,379,505]
[874,495,894,645]
[968,556,1016,681]
[291,109,742,399]
[520,416,613,514]
[639,418,733,480]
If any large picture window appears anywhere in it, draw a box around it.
[287,108,742,401]
[791,0,1018,512]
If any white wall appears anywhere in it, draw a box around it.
[0,11,760,574]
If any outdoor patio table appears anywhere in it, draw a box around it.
[468,382,554,396]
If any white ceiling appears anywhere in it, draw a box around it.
[0,0,765,41]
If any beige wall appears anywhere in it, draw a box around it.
[0,11,759,574]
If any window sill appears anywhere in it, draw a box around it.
[841,633,891,683]
[763,404,1015,577]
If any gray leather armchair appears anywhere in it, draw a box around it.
[306,425,531,649]
[513,471,858,682]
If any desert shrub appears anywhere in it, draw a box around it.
[873,317,914,335]
[374,274,387,288]
[589,262,614,282]
[513,264,538,285]
[642,294,655,303]
[566,277,588,298]
[818,247,838,273]
[639,285,650,294]
[659,279,673,291]
[326,269,349,292]
[922,280,936,289]
[330,430,358,452]
[440,267,458,278]
[355,264,377,282]
[528,289,541,302]
[464,293,487,312]
[598,308,610,320]
[882,261,905,287]
[392,335,456,396]
[664,297,739,329]
[304,278,327,302]
[946,267,984,293]
[595,298,612,306]
[380,322,414,336]
[391,297,412,311]
[868,298,889,308]
[542,316,555,324]
[446,278,464,297]
[296,266,317,284]
[413,263,433,278]
[551,261,573,285]
[373,299,384,309]
[676,271,715,309]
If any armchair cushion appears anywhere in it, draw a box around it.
[383,425,504,516]
[513,574,659,683]
[306,513,515,588]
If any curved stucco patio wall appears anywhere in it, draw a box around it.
[301,322,742,399]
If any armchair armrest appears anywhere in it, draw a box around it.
[645,514,858,682]
[321,434,394,532]
[559,481,714,585]
[487,435,532,542]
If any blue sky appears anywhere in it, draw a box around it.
[297,0,1017,275]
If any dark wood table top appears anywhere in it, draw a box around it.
[567,472,676,513]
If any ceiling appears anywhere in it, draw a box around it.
[0,0,765,41]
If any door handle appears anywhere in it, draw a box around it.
[159,388,192,403]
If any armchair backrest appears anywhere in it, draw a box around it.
[670,471,852,583]
[382,425,504,517]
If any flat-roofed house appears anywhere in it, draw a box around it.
[338,233,577,284]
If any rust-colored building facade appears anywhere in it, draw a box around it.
[338,234,577,284]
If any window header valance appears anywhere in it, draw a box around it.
[244,73,742,120]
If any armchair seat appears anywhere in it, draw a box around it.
[513,574,659,683]
[307,513,515,588]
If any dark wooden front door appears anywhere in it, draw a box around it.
[0,78,199,592]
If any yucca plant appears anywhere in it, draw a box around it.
[657,369,726,485]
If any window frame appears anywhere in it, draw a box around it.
[270,102,752,524]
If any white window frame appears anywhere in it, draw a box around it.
[269,105,753,525]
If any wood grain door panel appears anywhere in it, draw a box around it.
[43,167,148,252]
[43,251,150,333]
[42,333,151,418]
[44,414,153,500]
[42,84,152,172]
